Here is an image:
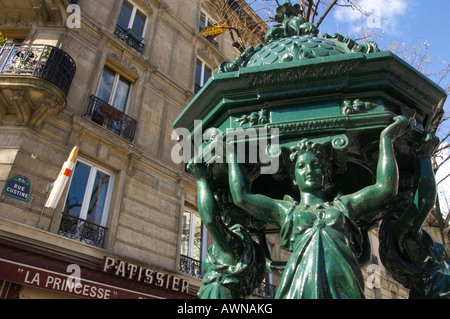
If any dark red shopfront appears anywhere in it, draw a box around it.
[0,238,195,299]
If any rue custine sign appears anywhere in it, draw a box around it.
[102,256,190,295]
[2,175,32,202]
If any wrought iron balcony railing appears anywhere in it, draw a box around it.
[179,255,203,279]
[58,213,107,248]
[0,43,76,96]
[114,25,144,54]
[254,281,276,299]
[85,95,137,141]
[179,254,276,298]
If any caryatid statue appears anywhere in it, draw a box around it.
[174,0,448,299]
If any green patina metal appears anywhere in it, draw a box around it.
[174,0,449,299]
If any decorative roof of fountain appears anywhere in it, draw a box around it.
[220,0,379,72]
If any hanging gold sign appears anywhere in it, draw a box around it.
[200,22,229,37]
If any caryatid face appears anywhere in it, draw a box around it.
[294,151,325,193]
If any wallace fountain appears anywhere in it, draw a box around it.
[173,0,449,299]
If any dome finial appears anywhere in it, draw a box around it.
[266,1,318,43]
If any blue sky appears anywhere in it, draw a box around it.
[323,0,450,93]
[249,0,449,96]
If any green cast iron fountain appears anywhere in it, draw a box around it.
[173,0,448,299]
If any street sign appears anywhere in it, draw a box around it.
[2,175,32,202]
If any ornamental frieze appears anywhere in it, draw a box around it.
[243,60,360,88]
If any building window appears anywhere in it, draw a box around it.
[97,67,131,113]
[195,58,212,93]
[181,210,203,260]
[85,65,137,141]
[58,159,115,248]
[117,0,147,39]
[114,0,147,53]
[199,11,215,32]
[180,210,205,278]
[199,10,218,46]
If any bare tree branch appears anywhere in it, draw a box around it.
[305,0,314,21]
[316,0,338,27]
[437,171,450,186]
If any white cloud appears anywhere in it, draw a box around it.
[333,0,409,35]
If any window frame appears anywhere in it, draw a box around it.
[194,57,213,93]
[96,66,132,114]
[118,0,149,40]
[181,209,207,261]
[199,9,219,46]
[199,9,216,32]
[62,157,115,228]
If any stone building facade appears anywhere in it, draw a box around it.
[0,0,444,300]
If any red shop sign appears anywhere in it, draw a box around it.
[0,258,162,299]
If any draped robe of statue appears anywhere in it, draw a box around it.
[276,196,365,299]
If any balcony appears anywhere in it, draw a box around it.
[114,25,144,54]
[0,43,76,128]
[0,43,76,96]
[58,213,107,248]
[179,255,203,279]
[179,254,277,299]
[254,281,276,299]
[85,95,137,141]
